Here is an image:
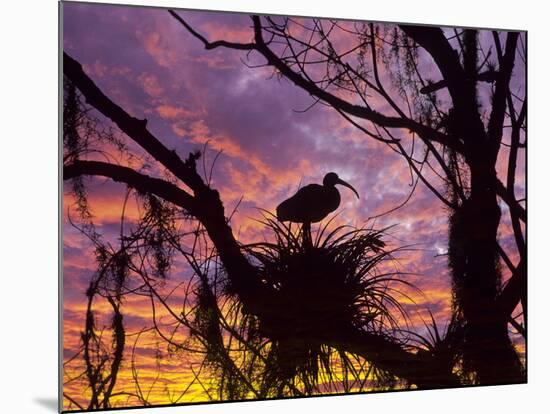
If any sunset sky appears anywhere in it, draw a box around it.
[62,1,526,410]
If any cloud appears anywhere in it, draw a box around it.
[135,29,178,68]
[155,104,195,120]
[137,72,164,97]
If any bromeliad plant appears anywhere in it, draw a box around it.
[229,215,417,395]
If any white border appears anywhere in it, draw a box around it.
[1,1,547,413]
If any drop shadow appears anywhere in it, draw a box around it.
[34,397,58,412]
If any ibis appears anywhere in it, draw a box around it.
[276,172,360,245]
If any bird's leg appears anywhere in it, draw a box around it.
[302,222,312,249]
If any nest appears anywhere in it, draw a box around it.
[242,217,408,387]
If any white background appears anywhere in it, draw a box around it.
[1,0,547,413]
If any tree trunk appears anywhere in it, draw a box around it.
[450,157,524,384]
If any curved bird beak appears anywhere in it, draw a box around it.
[336,178,360,199]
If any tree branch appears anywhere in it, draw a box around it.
[398,25,488,158]
[488,32,519,154]
[64,52,270,317]
[496,179,526,222]
[64,160,197,212]
[169,11,463,154]
[506,97,526,254]
[63,52,206,193]
[496,258,526,319]
[64,157,266,317]
[251,16,462,151]
[330,326,461,389]
[419,70,498,95]
[168,10,255,50]
[398,25,466,105]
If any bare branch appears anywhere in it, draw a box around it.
[329,325,460,389]
[496,179,526,222]
[398,25,466,107]
[496,258,526,319]
[63,52,206,193]
[169,12,463,153]
[419,69,498,95]
[168,10,255,51]
[488,32,520,152]
[64,160,197,213]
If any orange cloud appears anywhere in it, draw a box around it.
[137,72,164,97]
[156,104,195,120]
[136,30,178,68]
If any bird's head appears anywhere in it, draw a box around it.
[323,172,360,199]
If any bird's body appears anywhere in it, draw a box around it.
[276,172,359,226]
[277,183,340,224]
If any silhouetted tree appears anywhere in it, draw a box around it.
[63,47,460,399]
[169,13,526,384]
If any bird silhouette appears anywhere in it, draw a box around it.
[276,172,359,246]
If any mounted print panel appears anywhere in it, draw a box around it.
[61,1,527,411]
